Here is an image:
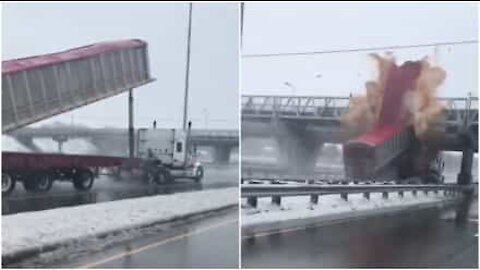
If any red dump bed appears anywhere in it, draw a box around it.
[349,125,403,146]
[2,152,127,171]
[2,39,146,75]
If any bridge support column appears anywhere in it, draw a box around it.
[128,89,134,159]
[457,131,474,185]
[276,123,323,175]
[455,131,475,225]
[52,135,68,153]
[214,145,232,164]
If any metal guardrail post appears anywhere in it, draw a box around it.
[382,192,388,199]
[363,192,370,200]
[310,194,319,204]
[341,193,348,201]
[398,191,404,198]
[412,190,417,197]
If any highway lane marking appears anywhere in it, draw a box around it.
[78,217,238,268]
[242,225,311,239]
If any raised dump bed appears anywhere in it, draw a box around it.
[2,39,153,133]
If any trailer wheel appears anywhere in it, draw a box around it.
[34,174,53,192]
[73,170,94,191]
[2,173,16,195]
[194,166,204,183]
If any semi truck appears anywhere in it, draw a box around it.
[131,121,205,184]
[2,122,204,196]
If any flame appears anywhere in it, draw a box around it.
[342,54,446,139]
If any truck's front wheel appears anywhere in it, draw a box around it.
[73,170,94,191]
[2,173,16,196]
[194,166,204,183]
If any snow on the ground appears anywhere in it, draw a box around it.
[242,192,459,227]
[3,187,238,258]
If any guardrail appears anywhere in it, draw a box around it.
[241,183,473,208]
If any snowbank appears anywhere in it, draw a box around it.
[3,187,238,260]
[242,192,460,235]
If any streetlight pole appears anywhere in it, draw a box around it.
[182,3,193,130]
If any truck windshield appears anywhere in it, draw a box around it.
[176,142,183,153]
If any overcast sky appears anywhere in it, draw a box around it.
[242,3,478,98]
[2,2,239,129]
[2,3,478,130]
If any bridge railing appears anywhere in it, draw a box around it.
[241,183,471,208]
[12,128,239,140]
[191,129,239,138]
[440,97,478,126]
[242,95,350,119]
[242,95,478,126]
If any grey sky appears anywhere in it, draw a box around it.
[2,2,239,129]
[242,3,477,98]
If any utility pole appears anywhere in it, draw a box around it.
[182,2,193,130]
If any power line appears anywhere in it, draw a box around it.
[242,40,478,58]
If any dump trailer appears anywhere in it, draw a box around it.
[2,152,126,195]
[2,122,205,195]
[343,60,445,183]
[2,39,153,133]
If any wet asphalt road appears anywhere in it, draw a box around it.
[242,200,478,268]
[7,208,239,268]
[2,163,238,215]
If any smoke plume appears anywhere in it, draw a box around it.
[342,54,446,139]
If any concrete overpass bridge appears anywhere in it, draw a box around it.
[242,94,478,181]
[10,126,239,163]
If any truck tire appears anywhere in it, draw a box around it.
[154,170,172,185]
[194,166,204,183]
[35,174,53,192]
[143,170,157,184]
[2,173,16,196]
[73,170,94,191]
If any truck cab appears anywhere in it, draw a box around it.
[136,124,204,183]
